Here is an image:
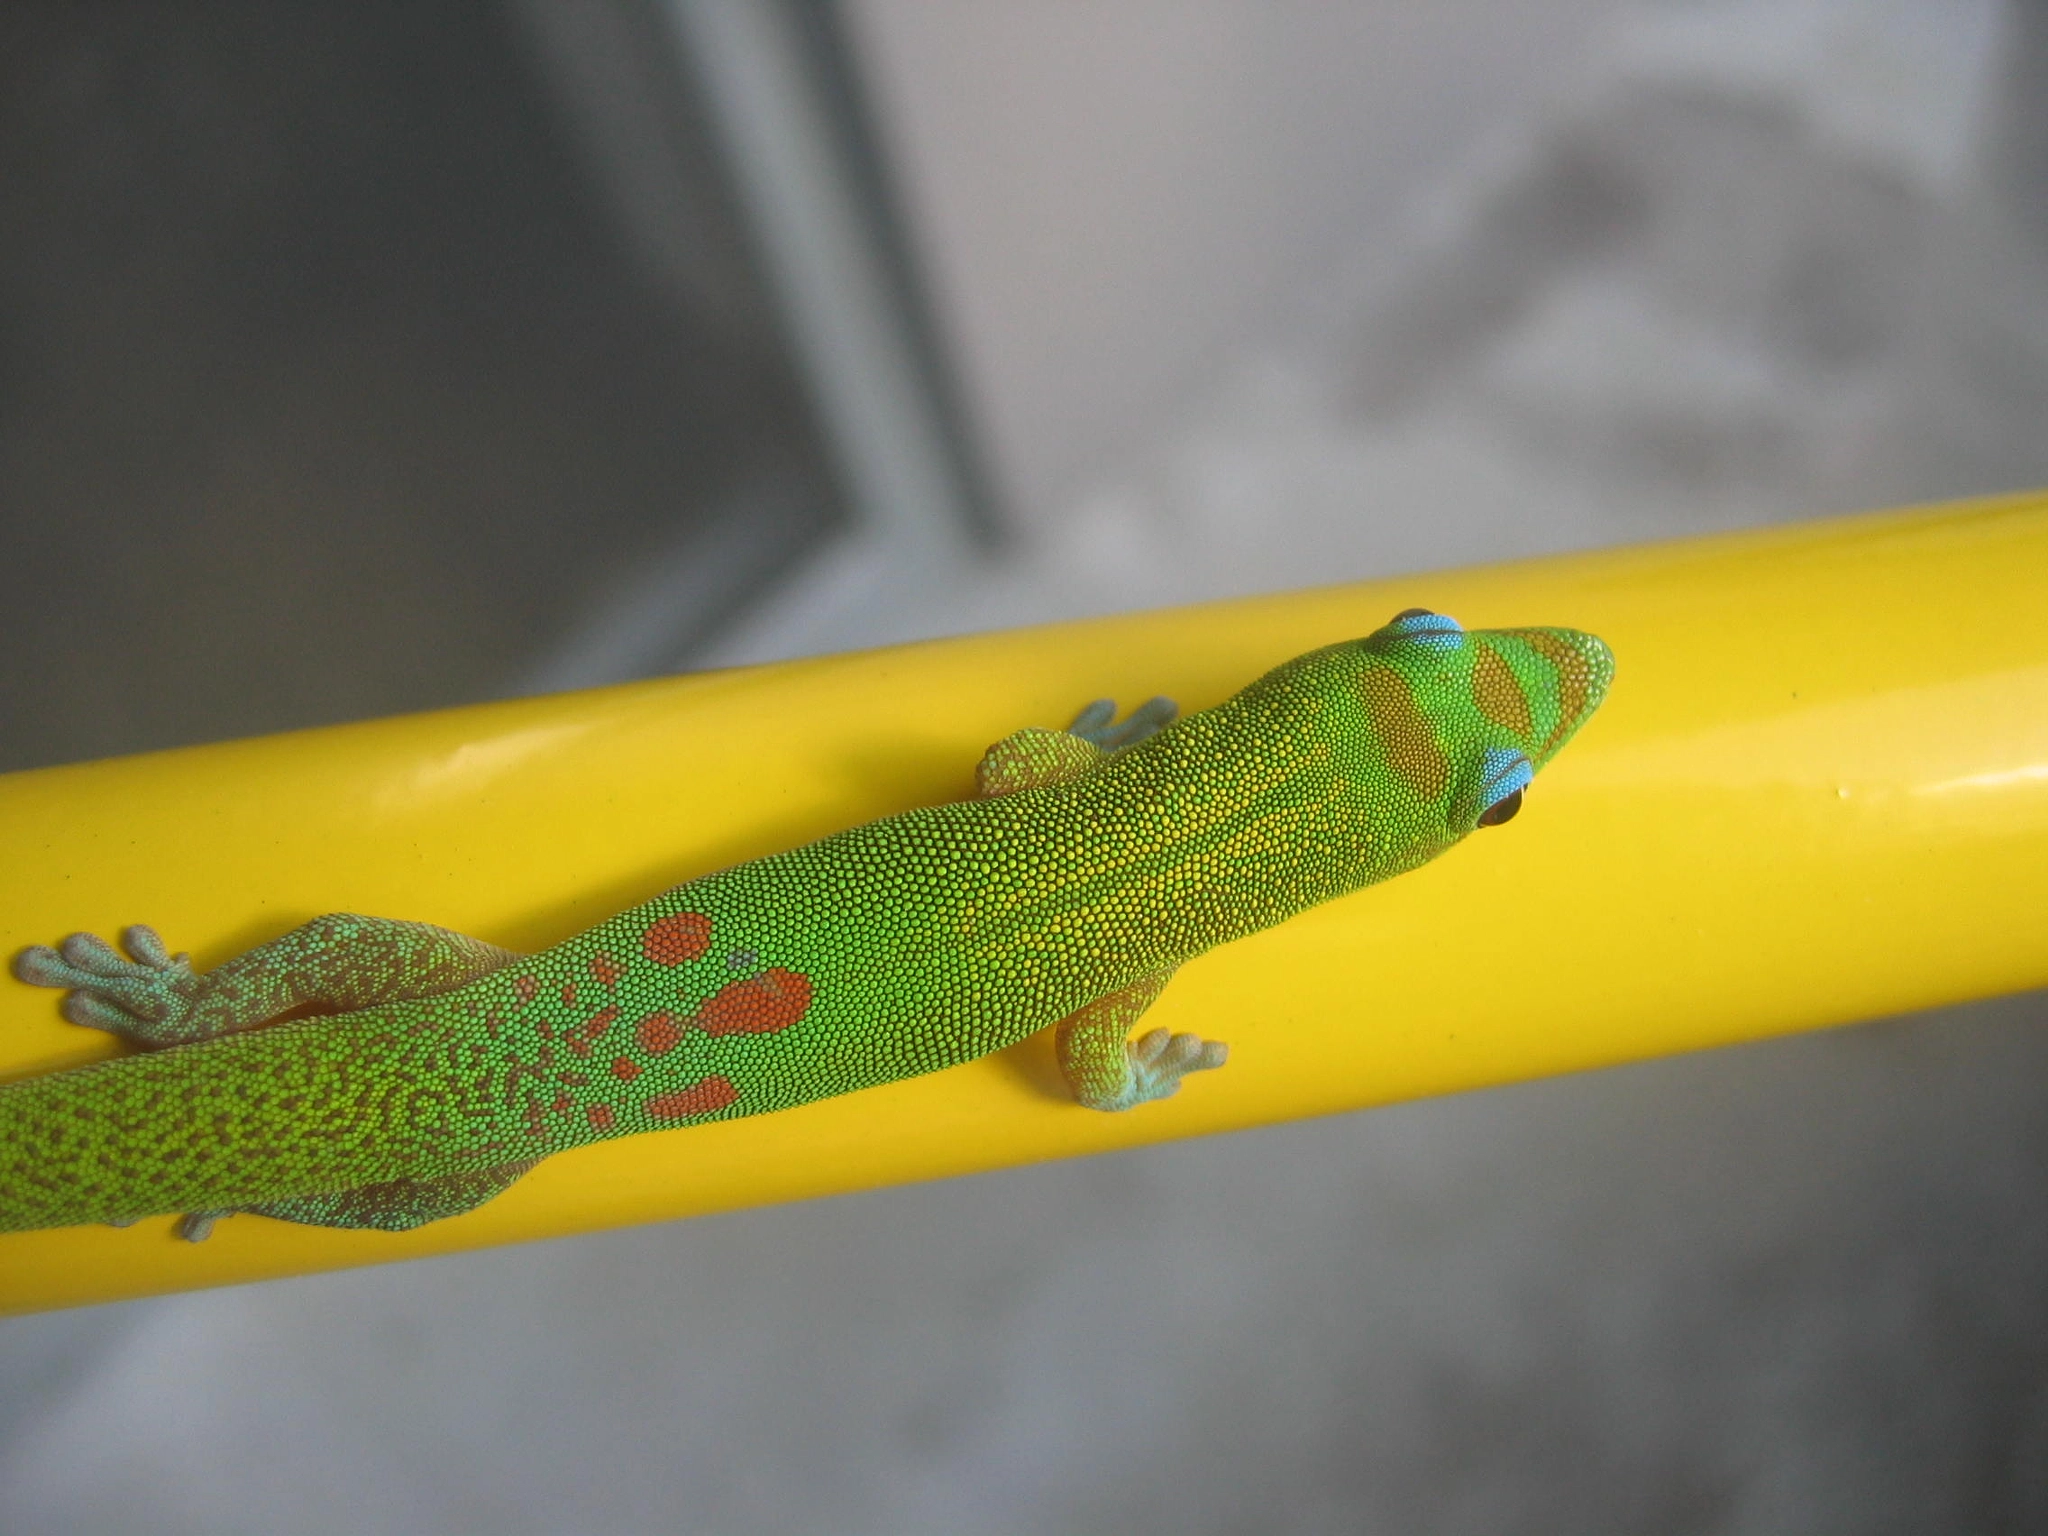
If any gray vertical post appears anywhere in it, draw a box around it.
[662,0,988,594]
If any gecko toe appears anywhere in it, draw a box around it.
[60,991,145,1034]
[1130,1027,1171,1065]
[1099,697,1178,750]
[58,932,130,977]
[176,1211,231,1242]
[1065,700,1118,741]
[12,945,75,988]
[121,925,174,968]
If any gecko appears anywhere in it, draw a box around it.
[0,609,1612,1239]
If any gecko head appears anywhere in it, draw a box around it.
[1325,606,1615,845]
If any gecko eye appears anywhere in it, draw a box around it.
[1473,747,1533,828]
[1476,788,1523,826]
[1380,607,1464,652]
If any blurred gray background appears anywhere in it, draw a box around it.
[4,0,2048,1530]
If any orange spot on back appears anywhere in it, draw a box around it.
[590,952,624,987]
[611,1057,641,1081]
[561,981,578,1007]
[636,1010,683,1055]
[646,1075,738,1120]
[587,1104,615,1133]
[694,969,814,1037]
[643,912,713,966]
[512,974,539,1005]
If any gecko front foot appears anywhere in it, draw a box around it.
[1120,1028,1228,1108]
[11,926,202,1049]
[1066,697,1178,752]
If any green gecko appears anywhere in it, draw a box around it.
[1,609,1611,1239]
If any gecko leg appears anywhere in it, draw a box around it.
[13,915,529,1239]
[1056,970,1228,1112]
[12,914,521,1050]
[975,697,1178,798]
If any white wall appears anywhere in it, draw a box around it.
[847,0,1630,525]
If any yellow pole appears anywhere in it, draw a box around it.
[4,494,2047,1313]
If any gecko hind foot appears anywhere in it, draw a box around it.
[12,926,201,1049]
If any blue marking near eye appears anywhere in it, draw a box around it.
[1386,610,1465,652]
[1478,747,1533,807]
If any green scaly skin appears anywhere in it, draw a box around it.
[0,610,1612,1238]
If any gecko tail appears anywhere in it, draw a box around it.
[0,1013,454,1234]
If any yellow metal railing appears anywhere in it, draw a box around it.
[5,494,2048,1313]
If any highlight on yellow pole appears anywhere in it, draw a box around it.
[4,494,2047,1313]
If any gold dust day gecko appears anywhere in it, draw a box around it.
[1,609,1613,1239]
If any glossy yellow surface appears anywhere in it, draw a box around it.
[4,494,2047,1312]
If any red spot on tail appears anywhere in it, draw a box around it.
[694,969,813,1037]
[512,974,539,1005]
[550,1093,573,1114]
[642,912,712,966]
[636,1010,682,1055]
[590,952,624,987]
[587,1104,615,1133]
[646,1075,738,1120]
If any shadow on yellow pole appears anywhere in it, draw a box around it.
[4,494,2047,1313]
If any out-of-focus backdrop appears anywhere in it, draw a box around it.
[4,2,2047,1530]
